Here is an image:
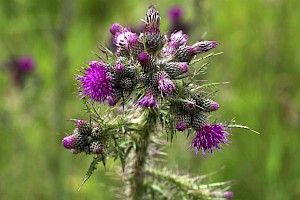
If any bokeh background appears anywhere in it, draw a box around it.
[1,0,299,199]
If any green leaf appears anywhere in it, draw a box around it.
[78,155,105,190]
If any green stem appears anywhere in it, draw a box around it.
[131,110,157,200]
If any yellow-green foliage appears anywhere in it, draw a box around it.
[0,0,299,199]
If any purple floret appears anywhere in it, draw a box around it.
[168,6,183,22]
[62,135,77,149]
[109,23,123,35]
[139,92,158,109]
[192,124,230,156]
[79,61,112,102]
[19,56,35,71]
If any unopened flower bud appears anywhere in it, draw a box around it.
[89,141,103,154]
[109,23,123,35]
[175,114,191,131]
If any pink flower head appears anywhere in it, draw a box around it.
[139,91,158,109]
[138,52,151,67]
[62,134,77,149]
[169,31,188,48]
[109,23,123,35]
[155,72,175,96]
[145,5,161,34]
[168,6,183,22]
[192,124,230,156]
[78,61,112,102]
[190,41,219,54]
[18,56,35,71]
[114,30,138,50]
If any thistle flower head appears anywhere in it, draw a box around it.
[195,96,220,112]
[192,123,230,156]
[114,63,125,73]
[169,31,188,48]
[145,5,161,34]
[154,71,175,96]
[168,6,183,22]
[19,56,35,71]
[139,89,158,109]
[191,41,219,54]
[191,112,208,130]
[62,134,77,149]
[138,51,151,67]
[109,23,124,35]
[78,61,112,103]
[174,41,219,62]
[225,191,234,199]
[212,102,219,111]
[114,30,138,50]
[76,119,86,127]
[182,98,197,114]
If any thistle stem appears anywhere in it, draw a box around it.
[131,110,157,200]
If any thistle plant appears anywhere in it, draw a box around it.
[61,5,258,200]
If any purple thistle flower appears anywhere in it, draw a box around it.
[212,102,219,111]
[139,91,158,109]
[169,31,188,48]
[145,5,161,34]
[114,63,125,73]
[62,134,77,149]
[76,119,86,127]
[138,51,156,72]
[168,6,191,34]
[174,41,219,63]
[192,124,230,156]
[176,121,187,131]
[191,41,219,53]
[163,31,188,55]
[168,6,183,22]
[143,6,165,54]
[114,30,142,56]
[154,72,175,96]
[18,56,35,71]
[225,191,234,199]
[78,61,112,102]
[114,30,137,50]
[178,62,189,73]
[195,96,220,112]
[138,51,151,67]
[109,23,124,35]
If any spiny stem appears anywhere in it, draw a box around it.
[131,109,157,200]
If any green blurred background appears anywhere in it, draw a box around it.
[1,0,299,199]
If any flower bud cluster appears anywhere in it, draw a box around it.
[172,95,219,132]
[171,92,230,155]
[76,6,217,109]
[62,120,105,154]
[70,6,229,156]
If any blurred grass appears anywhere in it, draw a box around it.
[0,0,299,199]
